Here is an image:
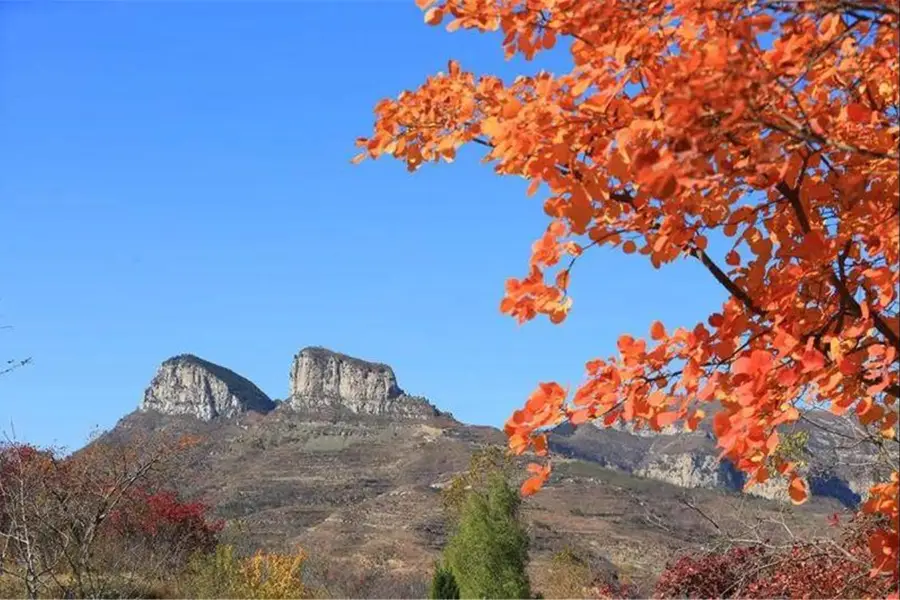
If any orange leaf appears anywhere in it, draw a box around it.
[650,320,667,340]
[685,409,705,431]
[424,7,443,25]
[622,240,637,254]
[527,462,546,475]
[800,348,826,373]
[501,98,522,119]
[567,186,593,233]
[570,408,591,425]
[788,475,809,505]
[521,475,544,496]
[509,433,529,454]
[608,151,630,180]
[541,29,556,50]
[653,173,678,199]
[847,102,872,123]
[652,410,678,429]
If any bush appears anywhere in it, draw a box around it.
[104,487,224,572]
[542,548,638,600]
[430,563,460,599]
[653,516,898,598]
[180,544,312,599]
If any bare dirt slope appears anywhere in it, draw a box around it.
[100,405,844,597]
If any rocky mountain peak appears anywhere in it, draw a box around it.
[140,354,275,421]
[287,346,438,418]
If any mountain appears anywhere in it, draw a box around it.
[549,409,883,508]
[98,347,858,597]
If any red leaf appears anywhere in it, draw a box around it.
[847,102,872,123]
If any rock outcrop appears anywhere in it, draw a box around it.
[550,411,894,507]
[287,347,439,418]
[140,354,275,421]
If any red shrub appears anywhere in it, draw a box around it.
[108,487,224,563]
[653,545,765,598]
[653,517,899,599]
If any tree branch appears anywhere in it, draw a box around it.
[776,180,900,351]
[688,247,768,317]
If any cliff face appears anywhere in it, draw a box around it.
[140,348,440,422]
[287,347,439,418]
[140,354,275,421]
[550,413,892,508]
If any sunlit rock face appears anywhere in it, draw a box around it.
[288,347,438,419]
[141,354,275,421]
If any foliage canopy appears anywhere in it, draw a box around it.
[356,0,900,583]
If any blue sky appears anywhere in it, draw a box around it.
[0,1,726,451]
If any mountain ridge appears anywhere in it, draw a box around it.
[97,347,866,596]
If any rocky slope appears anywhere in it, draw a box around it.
[101,347,864,597]
[549,409,889,507]
[140,354,275,421]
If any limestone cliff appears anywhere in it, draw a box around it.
[287,347,439,418]
[140,354,275,421]
[550,412,893,507]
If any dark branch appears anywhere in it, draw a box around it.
[689,247,768,317]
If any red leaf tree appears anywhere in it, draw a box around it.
[355,0,900,585]
[0,435,220,598]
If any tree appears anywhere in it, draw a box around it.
[0,443,62,598]
[441,445,515,521]
[354,0,900,583]
[0,432,217,598]
[443,473,531,599]
[430,562,460,599]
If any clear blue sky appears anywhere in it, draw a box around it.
[0,1,726,451]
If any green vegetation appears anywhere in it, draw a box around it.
[439,447,531,599]
[429,563,460,600]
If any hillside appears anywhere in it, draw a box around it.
[96,347,856,597]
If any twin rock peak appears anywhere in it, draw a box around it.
[140,346,440,421]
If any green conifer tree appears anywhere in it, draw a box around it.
[430,563,460,599]
[443,473,531,599]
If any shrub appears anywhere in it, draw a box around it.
[430,563,460,599]
[180,544,312,599]
[542,548,639,600]
[653,516,898,598]
[106,487,224,570]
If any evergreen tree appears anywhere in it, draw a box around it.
[443,473,531,599]
[430,563,460,599]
